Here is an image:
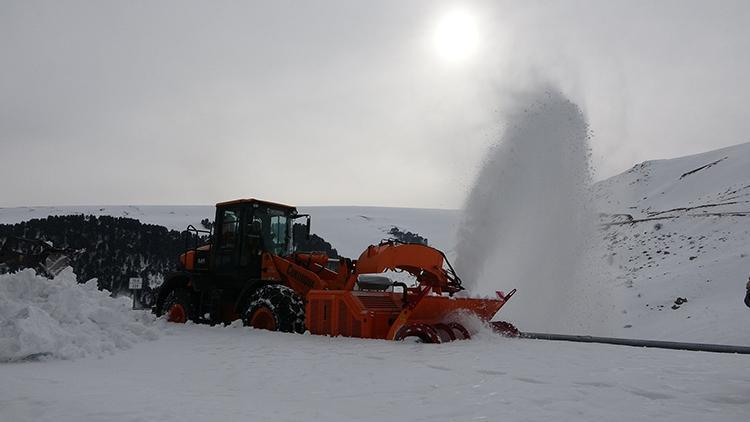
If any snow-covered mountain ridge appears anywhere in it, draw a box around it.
[595,141,750,218]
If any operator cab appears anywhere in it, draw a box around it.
[211,198,308,279]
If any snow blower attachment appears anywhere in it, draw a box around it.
[306,241,517,342]
[156,198,517,343]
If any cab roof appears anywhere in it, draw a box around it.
[216,198,297,211]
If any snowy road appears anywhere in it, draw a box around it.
[1,324,748,422]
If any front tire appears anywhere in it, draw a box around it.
[242,285,305,333]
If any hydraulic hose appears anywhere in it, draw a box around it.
[519,332,750,355]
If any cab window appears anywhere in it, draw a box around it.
[253,207,290,255]
[268,215,289,255]
[219,209,239,248]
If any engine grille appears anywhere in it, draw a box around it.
[355,294,400,312]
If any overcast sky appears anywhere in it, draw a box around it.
[2,0,749,208]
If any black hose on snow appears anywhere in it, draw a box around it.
[520,332,750,355]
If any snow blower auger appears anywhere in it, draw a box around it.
[155,198,518,343]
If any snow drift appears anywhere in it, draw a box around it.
[0,269,158,361]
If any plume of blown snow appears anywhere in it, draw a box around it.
[454,87,608,333]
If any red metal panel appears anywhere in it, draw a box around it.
[308,299,321,334]
[352,318,361,337]
[339,301,349,336]
[322,301,331,334]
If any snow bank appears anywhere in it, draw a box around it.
[0,269,158,361]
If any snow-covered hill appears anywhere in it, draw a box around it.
[593,142,750,344]
[595,142,750,217]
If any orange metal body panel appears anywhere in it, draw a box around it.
[261,253,282,281]
[403,295,504,323]
[356,243,444,275]
[354,243,451,292]
[306,290,401,339]
[305,289,508,340]
[180,250,195,270]
[180,244,211,270]
[270,254,350,297]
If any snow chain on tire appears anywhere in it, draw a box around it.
[242,285,306,334]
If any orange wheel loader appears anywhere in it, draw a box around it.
[155,198,517,342]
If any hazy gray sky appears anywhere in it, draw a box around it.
[2,0,749,208]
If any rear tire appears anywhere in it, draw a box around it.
[162,288,196,323]
[242,285,305,334]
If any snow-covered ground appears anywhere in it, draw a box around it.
[1,143,750,420]
[1,323,748,422]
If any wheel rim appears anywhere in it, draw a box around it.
[447,322,471,340]
[249,307,277,331]
[167,303,187,323]
[394,323,442,344]
[433,323,457,342]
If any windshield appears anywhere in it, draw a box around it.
[252,207,291,255]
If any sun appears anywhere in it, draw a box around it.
[433,9,480,64]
